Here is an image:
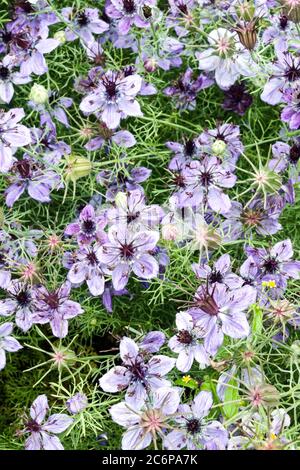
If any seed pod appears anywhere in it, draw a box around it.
[64,155,92,182]
[235,20,258,50]
[281,0,300,23]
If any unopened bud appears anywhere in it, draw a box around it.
[29,83,48,104]
[64,155,92,182]
[211,139,227,157]
[54,30,66,44]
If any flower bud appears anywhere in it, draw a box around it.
[115,191,127,209]
[211,139,227,157]
[236,21,258,51]
[144,57,157,73]
[66,393,88,414]
[64,155,92,182]
[54,30,67,44]
[282,0,300,23]
[29,83,48,104]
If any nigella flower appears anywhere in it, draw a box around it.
[105,0,155,35]
[80,69,142,129]
[168,311,209,372]
[281,81,300,130]
[4,157,62,207]
[166,0,196,38]
[163,68,213,111]
[261,51,300,105]
[67,244,110,296]
[0,108,32,173]
[222,196,284,239]
[99,336,175,407]
[197,123,244,168]
[0,322,22,371]
[269,140,300,181]
[66,393,88,415]
[262,14,295,54]
[21,395,73,450]
[222,82,252,116]
[188,283,256,355]
[109,387,180,450]
[245,239,300,294]
[65,204,107,245]
[0,55,31,103]
[175,156,236,212]
[0,281,36,332]
[62,7,109,43]
[84,122,136,151]
[164,391,228,450]
[101,281,130,313]
[34,281,83,338]
[192,254,243,289]
[196,27,256,89]
[166,137,201,170]
[28,90,73,129]
[30,126,71,165]
[107,189,164,231]
[101,227,160,290]
[141,36,184,71]
[97,166,151,202]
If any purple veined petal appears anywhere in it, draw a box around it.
[28,182,51,202]
[282,261,300,279]
[50,315,68,338]
[59,97,73,108]
[3,124,31,146]
[191,391,213,419]
[67,262,87,284]
[168,335,184,353]
[140,331,165,353]
[87,273,105,295]
[229,285,257,312]
[85,136,105,151]
[208,187,231,213]
[220,311,250,339]
[164,430,187,450]
[194,344,209,367]
[261,77,283,105]
[99,365,130,392]
[36,39,60,54]
[148,355,175,376]
[118,16,132,35]
[175,311,193,331]
[132,254,159,279]
[202,421,228,450]
[40,432,64,450]
[204,324,224,355]
[289,111,300,130]
[120,337,139,363]
[112,263,130,290]
[135,231,159,251]
[60,300,83,319]
[5,182,26,207]
[15,307,34,332]
[25,432,43,450]
[270,409,291,435]
[224,273,244,289]
[0,81,14,104]
[125,381,147,408]
[196,48,219,71]
[130,167,151,182]
[2,335,22,352]
[122,427,152,451]
[215,254,231,273]
[176,348,194,372]
[53,107,69,127]
[133,15,149,28]
[0,348,6,370]
[30,395,49,424]
[271,239,293,261]
[80,204,95,221]
[110,401,140,427]
[122,74,142,96]
[118,99,142,117]
[112,130,136,148]
[0,144,13,173]
[90,19,110,34]
[152,387,181,415]
[0,322,13,337]
[31,51,48,75]
[102,104,121,129]
[80,93,101,114]
[42,414,73,434]
[65,222,80,236]
[102,287,113,312]
[0,299,17,316]
[11,72,31,85]
[0,270,11,289]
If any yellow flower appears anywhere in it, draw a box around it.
[182,375,191,384]
[262,280,276,289]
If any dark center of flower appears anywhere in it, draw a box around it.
[0,67,10,80]
[82,219,96,235]
[127,212,140,223]
[126,357,147,383]
[123,0,136,14]
[44,292,60,310]
[1,29,12,44]
[173,173,186,188]
[200,171,213,187]
[242,208,262,227]
[195,290,219,316]
[15,288,31,306]
[102,77,117,99]
[142,6,152,18]
[186,418,201,434]
[25,419,41,433]
[123,65,136,77]
[13,33,30,49]
[177,329,193,344]
[14,0,34,13]
[176,0,188,14]
[14,160,32,179]
[289,144,300,164]
[87,251,98,265]
[185,139,196,157]
[77,11,89,26]
[120,242,135,259]
[279,15,288,30]
[263,257,279,274]
[209,269,223,283]
[285,62,300,82]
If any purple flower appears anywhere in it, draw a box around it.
[0,108,32,173]
[105,0,155,35]
[166,0,196,38]
[5,157,62,207]
[34,281,83,338]
[164,391,228,450]
[192,254,243,289]
[62,7,109,43]
[269,140,300,181]
[139,331,166,353]
[174,156,236,212]
[189,283,256,355]
[80,70,142,129]
[30,126,71,165]
[140,36,184,71]
[29,91,73,129]
[222,82,252,116]
[85,125,136,151]
[101,281,131,313]
[166,137,201,170]
[67,244,110,296]
[0,281,36,332]
[0,322,22,371]
[168,311,209,372]
[0,56,31,103]
[22,395,73,450]
[163,68,213,111]
[262,14,295,54]
[281,82,300,130]
[99,336,175,407]
[261,52,300,105]
[65,204,107,245]
[109,387,180,450]
[97,166,151,201]
[66,393,88,414]
[101,227,160,289]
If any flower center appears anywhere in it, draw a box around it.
[184,139,196,157]
[186,418,201,434]
[0,66,10,80]
[262,257,279,274]
[289,144,300,164]
[44,292,60,310]
[209,269,223,283]
[242,208,262,227]
[123,0,136,14]
[120,242,135,259]
[102,77,118,100]
[77,11,89,26]
[195,290,219,316]
[15,288,31,307]
[87,251,98,265]
[177,329,193,344]
[14,160,32,179]
[279,15,288,29]
[82,219,96,235]
[25,419,41,433]
[200,170,213,187]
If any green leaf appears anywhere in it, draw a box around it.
[223,378,240,419]
[252,304,263,335]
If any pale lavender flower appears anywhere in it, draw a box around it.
[189,283,256,355]
[0,322,22,371]
[22,395,73,450]
[101,227,160,289]
[65,204,107,245]
[269,140,300,181]
[96,165,151,201]
[141,36,184,71]
[99,337,175,407]
[196,28,256,89]
[139,331,166,353]
[0,56,31,103]
[30,126,71,165]
[101,281,131,313]
[0,108,32,173]
[164,391,228,450]
[80,70,142,129]
[109,387,180,450]
[0,281,36,332]
[105,0,155,35]
[34,281,83,338]
[85,125,136,151]
[62,7,109,43]
[166,0,196,38]
[192,254,243,289]
[281,81,300,130]
[168,311,209,372]
[166,137,201,170]
[262,14,295,54]
[66,393,88,414]
[29,91,73,128]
